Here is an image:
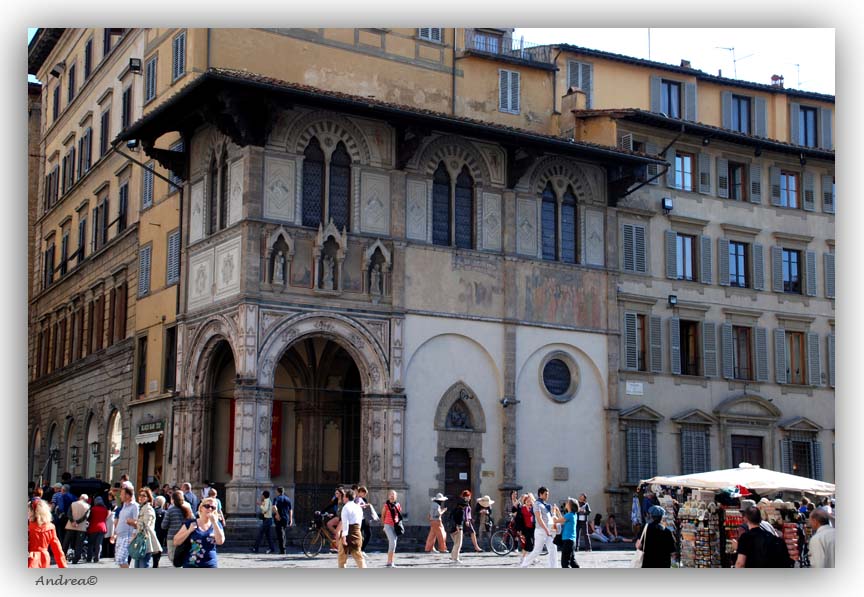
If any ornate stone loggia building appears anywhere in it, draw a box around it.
[120,68,658,526]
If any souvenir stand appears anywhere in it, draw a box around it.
[642,464,835,568]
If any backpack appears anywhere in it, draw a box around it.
[765,532,794,568]
[442,509,457,534]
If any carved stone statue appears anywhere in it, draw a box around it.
[273,253,285,285]
[322,255,335,290]
[447,400,472,430]
[370,263,382,296]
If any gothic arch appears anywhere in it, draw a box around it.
[182,315,241,397]
[195,129,232,179]
[284,111,372,164]
[416,135,492,185]
[433,382,487,433]
[257,312,389,394]
[524,155,599,202]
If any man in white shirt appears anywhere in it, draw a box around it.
[808,509,835,568]
[519,486,559,568]
[338,489,366,568]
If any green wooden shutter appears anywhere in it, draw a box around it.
[622,224,634,272]
[700,235,712,284]
[718,238,730,286]
[812,441,823,481]
[716,158,729,199]
[166,230,181,285]
[634,225,647,273]
[755,327,769,382]
[664,146,676,187]
[702,321,718,377]
[805,251,817,297]
[771,246,783,292]
[624,312,638,370]
[499,70,509,111]
[802,171,816,211]
[684,82,697,121]
[828,334,835,388]
[142,162,154,209]
[721,91,732,129]
[753,243,765,290]
[670,317,681,375]
[819,107,832,149]
[774,328,787,384]
[665,230,677,279]
[821,175,834,214]
[721,322,734,379]
[649,315,663,373]
[780,438,792,474]
[824,252,835,299]
[510,71,520,113]
[698,153,711,194]
[749,163,762,204]
[769,166,782,206]
[807,331,821,386]
[754,97,768,138]
[789,102,801,145]
[645,141,659,184]
[650,75,662,113]
[138,245,152,297]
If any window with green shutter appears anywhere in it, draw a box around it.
[498,69,520,114]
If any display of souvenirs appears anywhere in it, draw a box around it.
[722,509,744,556]
[782,522,800,562]
[678,500,721,568]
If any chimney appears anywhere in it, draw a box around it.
[771,74,785,88]
[718,69,722,77]
[680,59,691,68]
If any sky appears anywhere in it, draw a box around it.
[28,27,835,96]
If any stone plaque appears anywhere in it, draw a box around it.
[263,155,296,222]
[214,236,242,300]
[552,466,569,481]
[360,170,390,235]
[585,207,605,266]
[482,191,502,251]
[187,248,214,309]
[406,179,428,241]
[189,180,204,243]
[228,158,244,226]
[626,381,644,396]
[516,197,537,255]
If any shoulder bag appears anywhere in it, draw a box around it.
[172,522,194,568]
[386,502,405,536]
[630,524,649,568]
[129,532,148,560]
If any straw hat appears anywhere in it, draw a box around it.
[431,493,448,502]
[477,495,495,507]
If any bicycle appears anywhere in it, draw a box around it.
[301,511,338,558]
[490,513,519,556]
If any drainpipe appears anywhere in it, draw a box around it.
[552,48,562,114]
[451,28,457,116]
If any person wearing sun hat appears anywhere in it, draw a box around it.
[475,495,495,548]
[425,492,449,553]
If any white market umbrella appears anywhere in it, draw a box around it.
[642,463,835,496]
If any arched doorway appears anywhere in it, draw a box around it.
[276,337,362,520]
[444,448,472,499]
[208,340,236,493]
[86,416,99,478]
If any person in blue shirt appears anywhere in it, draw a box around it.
[273,487,294,554]
[553,498,580,568]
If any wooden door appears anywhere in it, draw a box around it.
[731,435,764,468]
[444,448,471,501]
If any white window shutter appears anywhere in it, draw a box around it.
[664,230,677,279]
[702,321,718,377]
[623,312,638,370]
[807,331,821,387]
[510,71,520,113]
[669,317,681,375]
[649,315,663,373]
[700,235,713,284]
[824,252,835,299]
[634,224,647,273]
[499,70,509,112]
[774,328,787,384]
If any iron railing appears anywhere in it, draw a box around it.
[463,29,553,66]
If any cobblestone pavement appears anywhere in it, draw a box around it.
[66,548,637,569]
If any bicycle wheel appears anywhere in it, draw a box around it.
[490,530,515,555]
[302,529,324,558]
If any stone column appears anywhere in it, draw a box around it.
[225,381,273,520]
[498,323,521,519]
[361,393,408,511]
[171,394,210,486]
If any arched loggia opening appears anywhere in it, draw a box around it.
[274,337,362,521]
[207,339,237,497]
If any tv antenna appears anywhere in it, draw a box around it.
[716,46,754,79]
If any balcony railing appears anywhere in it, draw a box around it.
[463,29,553,66]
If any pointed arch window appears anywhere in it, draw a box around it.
[561,185,577,263]
[454,166,474,249]
[207,158,218,235]
[541,181,558,261]
[328,142,352,230]
[539,181,579,263]
[432,162,451,246]
[302,138,325,227]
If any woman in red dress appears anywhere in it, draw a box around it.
[28,498,67,568]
